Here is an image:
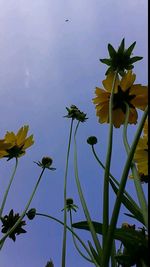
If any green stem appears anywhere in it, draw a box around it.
[69,210,93,263]
[123,104,148,227]
[74,122,102,265]
[92,146,140,210]
[0,158,18,219]
[36,212,100,266]
[102,105,148,266]
[103,70,118,248]
[0,168,45,248]
[62,119,73,267]
[111,240,117,267]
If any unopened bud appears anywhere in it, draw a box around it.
[87,136,98,145]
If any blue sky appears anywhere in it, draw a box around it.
[0,1,148,266]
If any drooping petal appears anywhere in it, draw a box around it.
[0,151,9,158]
[96,103,109,123]
[93,88,110,104]
[0,140,12,150]
[143,119,148,137]
[102,72,119,93]
[130,85,148,110]
[134,135,148,175]
[128,108,138,124]
[112,109,125,128]
[120,71,136,91]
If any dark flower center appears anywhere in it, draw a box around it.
[6,145,24,159]
[113,85,136,113]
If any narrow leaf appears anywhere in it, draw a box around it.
[125,41,136,56]
[118,38,125,54]
[88,241,101,265]
[100,58,112,65]
[109,179,144,225]
[108,44,116,57]
[72,221,148,251]
[129,56,143,64]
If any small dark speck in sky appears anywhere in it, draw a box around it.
[65,19,69,22]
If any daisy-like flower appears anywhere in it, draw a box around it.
[93,71,148,128]
[61,198,78,212]
[0,125,34,160]
[134,119,148,182]
[64,105,88,122]
[1,209,26,242]
[34,156,56,170]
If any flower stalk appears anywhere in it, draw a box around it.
[91,145,141,214]
[0,168,45,248]
[103,70,118,248]
[123,103,148,227]
[62,119,74,267]
[74,121,102,265]
[102,105,148,266]
[0,158,18,219]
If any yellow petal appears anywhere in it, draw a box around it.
[120,71,136,91]
[23,135,34,149]
[102,72,119,93]
[130,84,148,110]
[0,151,9,157]
[128,108,138,125]
[112,109,125,128]
[16,125,29,145]
[96,103,109,123]
[5,132,16,144]
[143,119,148,137]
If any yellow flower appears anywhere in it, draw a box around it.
[0,125,34,160]
[0,140,12,158]
[93,71,148,128]
[134,119,148,182]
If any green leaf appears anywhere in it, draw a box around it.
[125,65,134,70]
[125,41,136,56]
[118,38,125,54]
[109,178,145,225]
[73,221,102,234]
[129,56,143,64]
[88,241,101,265]
[124,212,137,219]
[72,221,148,252]
[100,58,112,65]
[108,44,116,58]
[115,253,136,267]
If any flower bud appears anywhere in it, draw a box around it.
[26,208,36,220]
[42,157,53,167]
[66,198,73,205]
[87,136,98,145]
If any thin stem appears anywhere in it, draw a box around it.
[69,210,93,263]
[103,70,118,249]
[0,168,45,248]
[111,240,117,267]
[35,213,100,267]
[74,121,102,265]
[62,119,74,267]
[123,104,148,227]
[102,105,148,266]
[92,146,140,210]
[0,158,18,219]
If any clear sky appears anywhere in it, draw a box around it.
[0,0,148,266]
